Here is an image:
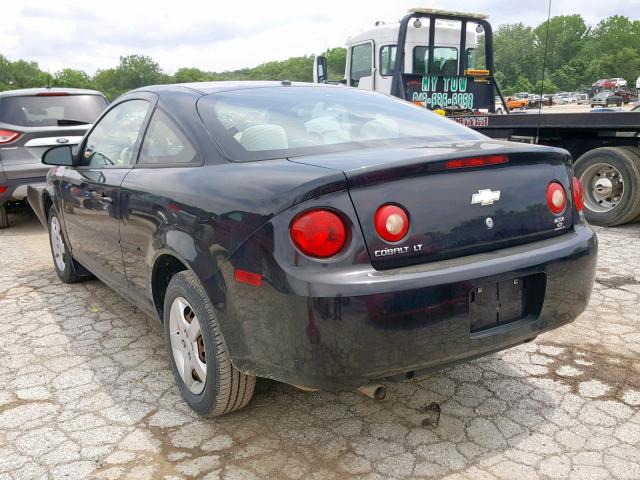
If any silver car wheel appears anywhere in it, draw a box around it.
[169,297,207,395]
[50,216,66,272]
[580,162,625,213]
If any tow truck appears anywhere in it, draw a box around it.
[313,8,640,226]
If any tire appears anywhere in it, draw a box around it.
[574,147,640,226]
[0,203,8,229]
[618,147,640,223]
[48,208,85,283]
[163,271,255,417]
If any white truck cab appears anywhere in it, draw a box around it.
[343,10,485,95]
[314,8,504,113]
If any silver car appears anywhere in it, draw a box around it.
[0,88,107,228]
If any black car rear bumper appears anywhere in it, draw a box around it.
[215,224,597,389]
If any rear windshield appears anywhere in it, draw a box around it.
[198,86,484,162]
[0,94,107,127]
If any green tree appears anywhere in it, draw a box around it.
[511,75,534,94]
[93,68,121,100]
[7,60,47,89]
[493,23,540,91]
[324,47,347,81]
[174,67,212,83]
[53,68,94,89]
[533,15,589,76]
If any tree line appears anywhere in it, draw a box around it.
[1,14,638,100]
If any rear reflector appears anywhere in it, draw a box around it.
[374,204,410,242]
[290,209,347,258]
[234,269,262,287]
[36,92,69,96]
[547,182,567,215]
[572,177,585,213]
[445,155,508,170]
[0,129,21,144]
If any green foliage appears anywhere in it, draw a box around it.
[53,69,93,89]
[1,14,639,97]
[324,47,347,80]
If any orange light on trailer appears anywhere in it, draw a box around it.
[445,155,508,170]
[464,69,491,76]
[547,182,567,215]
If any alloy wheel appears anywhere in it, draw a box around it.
[169,296,207,395]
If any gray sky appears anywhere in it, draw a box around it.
[2,0,639,75]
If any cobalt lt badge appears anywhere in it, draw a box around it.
[471,189,501,206]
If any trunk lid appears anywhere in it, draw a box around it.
[289,141,574,269]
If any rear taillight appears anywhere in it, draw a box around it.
[445,155,508,170]
[374,204,410,242]
[572,176,584,213]
[547,182,567,215]
[290,209,347,258]
[0,129,21,144]
[0,186,6,194]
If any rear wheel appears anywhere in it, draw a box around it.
[48,208,85,283]
[575,147,640,226]
[0,203,8,229]
[163,271,255,417]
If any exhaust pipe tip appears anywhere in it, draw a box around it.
[358,384,386,401]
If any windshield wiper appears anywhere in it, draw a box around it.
[57,119,90,126]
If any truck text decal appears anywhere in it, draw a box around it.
[412,76,475,109]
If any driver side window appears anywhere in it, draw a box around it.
[79,99,149,168]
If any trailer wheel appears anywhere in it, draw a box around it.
[574,147,640,226]
[619,147,640,223]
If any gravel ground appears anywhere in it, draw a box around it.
[0,206,639,480]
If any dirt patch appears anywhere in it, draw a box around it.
[540,342,640,402]
[596,274,640,290]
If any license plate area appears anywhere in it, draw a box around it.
[469,274,545,333]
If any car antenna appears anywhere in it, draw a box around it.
[536,0,552,144]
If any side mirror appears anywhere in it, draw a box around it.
[313,55,328,84]
[42,145,74,167]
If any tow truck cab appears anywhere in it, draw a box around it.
[314,8,506,113]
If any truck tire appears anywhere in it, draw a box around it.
[618,147,640,223]
[574,147,640,226]
[163,271,256,417]
[0,203,8,229]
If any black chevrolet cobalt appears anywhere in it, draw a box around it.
[30,82,597,416]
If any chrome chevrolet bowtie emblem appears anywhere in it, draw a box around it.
[471,189,501,206]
